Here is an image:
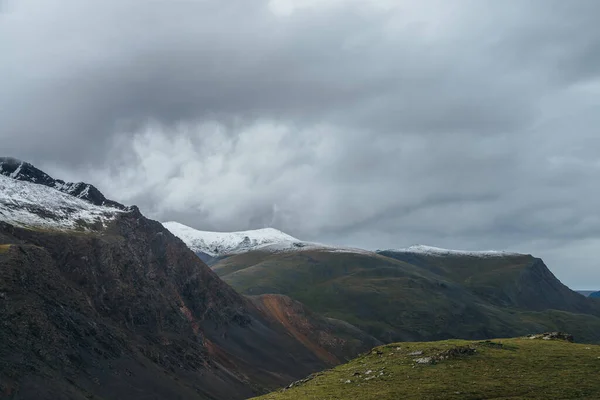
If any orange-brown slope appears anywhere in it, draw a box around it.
[250,294,381,366]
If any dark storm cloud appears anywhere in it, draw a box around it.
[2,0,600,288]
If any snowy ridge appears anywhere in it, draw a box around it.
[386,245,523,258]
[162,221,373,257]
[0,157,126,210]
[0,174,123,230]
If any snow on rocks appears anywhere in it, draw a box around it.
[0,174,122,230]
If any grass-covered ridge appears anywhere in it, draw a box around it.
[254,336,600,400]
[213,250,600,343]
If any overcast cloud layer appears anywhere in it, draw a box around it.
[2,0,600,288]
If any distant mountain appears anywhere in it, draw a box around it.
[163,221,300,257]
[385,244,523,258]
[378,248,597,314]
[211,246,600,344]
[0,160,377,400]
[162,221,371,261]
[591,291,600,298]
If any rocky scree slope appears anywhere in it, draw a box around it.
[0,161,375,400]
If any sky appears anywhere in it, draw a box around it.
[1,0,600,288]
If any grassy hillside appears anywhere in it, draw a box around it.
[253,336,600,400]
[379,250,597,313]
[213,250,600,343]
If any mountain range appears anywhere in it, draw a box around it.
[166,223,600,344]
[0,159,378,399]
[2,158,600,399]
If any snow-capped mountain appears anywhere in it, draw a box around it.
[162,221,302,256]
[0,157,125,210]
[383,245,523,258]
[162,221,373,257]
[0,157,126,230]
[0,174,123,230]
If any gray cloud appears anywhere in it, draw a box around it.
[2,0,600,288]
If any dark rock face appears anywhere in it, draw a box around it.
[0,157,126,210]
[0,212,373,399]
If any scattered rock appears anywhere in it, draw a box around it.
[285,374,316,390]
[413,345,477,366]
[414,357,434,365]
[408,351,423,356]
[437,346,477,359]
[527,332,574,342]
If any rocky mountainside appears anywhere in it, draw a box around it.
[0,161,376,400]
[590,291,600,298]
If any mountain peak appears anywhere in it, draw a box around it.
[162,222,301,256]
[0,157,126,210]
[0,156,25,166]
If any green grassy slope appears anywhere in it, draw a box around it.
[253,337,600,400]
[378,250,597,313]
[213,250,600,343]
